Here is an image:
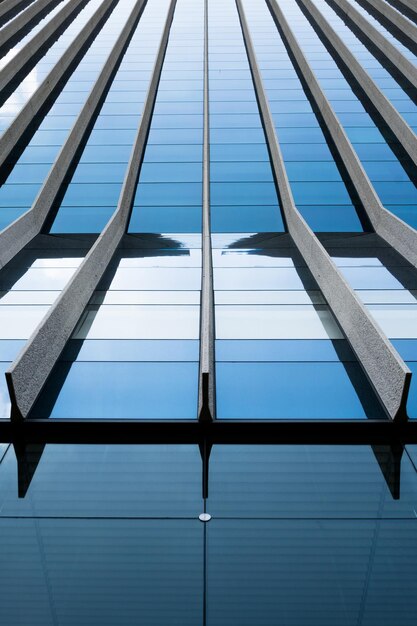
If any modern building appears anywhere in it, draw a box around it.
[0,0,417,622]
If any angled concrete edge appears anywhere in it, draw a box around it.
[236,0,411,421]
[0,0,144,270]
[326,0,417,90]
[0,0,65,55]
[357,0,417,47]
[0,0,115,137]
[198,0,215,422]
[386,0,417,23]
[0,0,90,99]
[0,0,35,26]
[296,0,417,168]
[267,0,417,269]
[5,0,177,420]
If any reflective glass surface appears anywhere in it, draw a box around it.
[30,235,201,420]
[0,444,416,625]
[327,233,417,419]
[212,234,385,420]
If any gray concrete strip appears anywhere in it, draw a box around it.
[267,0,417,272]
[0,0,65,56]
[236,0,411,421]
[0,0,139,270]
[0,0,94,102]
[326,0,417,90]
[198,0,215,421]
[385,0,417,23]
[0,0,35,28]
[296,0,417,168]
[5,0,177,420]
[356,0,417,48]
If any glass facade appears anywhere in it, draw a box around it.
[1,0,417,623]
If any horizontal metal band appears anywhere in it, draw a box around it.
[2,418,416,445]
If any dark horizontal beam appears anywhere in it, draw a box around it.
[2,419,417,445]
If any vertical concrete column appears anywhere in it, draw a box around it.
[325,0,417,90]
[296,0,417,169]
[6,0,178,419]
[0,0,144,270]
[266,0,417,271]
[236,0,411,421]
[198,0,215,421]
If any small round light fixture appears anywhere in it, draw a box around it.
[199,513,212,522]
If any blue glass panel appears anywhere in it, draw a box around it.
[32,362,199,419]
[63,339,200,361]
[215,339,354,361]
[216,362,385,419]
[134,183,202,206]
[0,340,26,361]
[209,445,417,517]
[294,206,363,231]
[207,519,417,626]
[211,205,284,232]
[0,445,202,517]
[0,519,202,626]
[129,206,202,233]
[50,207,115,233]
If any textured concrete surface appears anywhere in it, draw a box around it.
[387,0,417,23]
[6,0,178,419]
[327,0,417,90]
[297,0,417,168]
[357,0,417,47]
[0,0,64,55]
[0,0,111,116]
[238,0,411,421]
[267,0,417,269]
[0,0,35,26]
[0,0,89,89]
[0,0,136,270]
